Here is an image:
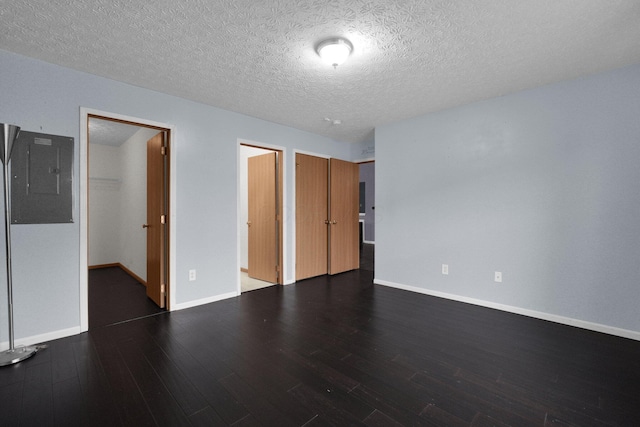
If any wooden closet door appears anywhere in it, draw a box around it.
[146,132,167,308]
[296,153,328,280]
[329,158,359,275]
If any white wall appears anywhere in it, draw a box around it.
[375,63,640,339]
[117,128,158,279]
[0,48,351,346]
[351,138,375,162]
[88,144,121,265]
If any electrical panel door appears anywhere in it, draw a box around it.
[11,131,74,224]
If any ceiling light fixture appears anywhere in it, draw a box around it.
[323,117,342,125]
[316,38,353,68]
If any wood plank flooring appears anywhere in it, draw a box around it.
[89,267,164,329]
[2,253,640,425]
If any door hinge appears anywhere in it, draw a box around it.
[161,284,166,295]
[161,146,167,155]
[161,214,166,224]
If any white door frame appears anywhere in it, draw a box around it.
[79,107,177,332]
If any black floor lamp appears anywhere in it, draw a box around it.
[0,123,38,366]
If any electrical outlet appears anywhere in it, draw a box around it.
[442,264,449,275]
[494,271,502,283]
[189,269,196,281]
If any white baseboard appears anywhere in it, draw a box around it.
[0,326,82,351]
[172,291,238,311]
[374,278,640,342]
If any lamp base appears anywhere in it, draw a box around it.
[0,346,38,367]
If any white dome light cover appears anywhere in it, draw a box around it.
[316,38,353,68]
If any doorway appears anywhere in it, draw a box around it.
[81,110,174,331]
[358,160,375,272]
[239,144,283,292]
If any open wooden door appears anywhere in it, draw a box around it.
[296,153,329,280]
[248,152,279,283]
[146,132,168,308]
[329,158,359,275]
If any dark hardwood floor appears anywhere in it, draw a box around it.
[360,243,374,272]
[89,266,165,329]
[2,248,640,426]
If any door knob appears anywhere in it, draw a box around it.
[332,220,337,224]
[142,224,150,228]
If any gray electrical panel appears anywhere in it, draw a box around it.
[11,131,74,224]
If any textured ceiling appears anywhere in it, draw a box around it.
[88,118,144,147]
[2,1,640,143]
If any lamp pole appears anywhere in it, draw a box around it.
[0,123,38,366]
